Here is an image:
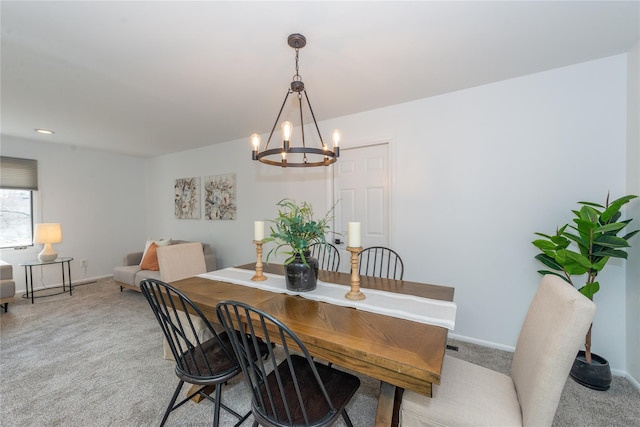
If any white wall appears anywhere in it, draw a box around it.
[146,55,631,370]
[626,41,640,384]
[0,136,148,291]
[145,140,331,268]
[339,54,629,370]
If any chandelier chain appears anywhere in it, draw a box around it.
[293,47,302,82]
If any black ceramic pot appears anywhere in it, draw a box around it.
[570,350,612,391]
[284,252,319,292]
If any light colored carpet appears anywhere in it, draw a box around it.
[447,340,640,426]
[1,278,639,426]
[0,279,379,426]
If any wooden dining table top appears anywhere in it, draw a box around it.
[169,263,455,398]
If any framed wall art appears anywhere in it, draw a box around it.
[204,173,237,220]
[174,177,200,219]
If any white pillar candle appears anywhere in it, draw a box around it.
[348,222,361,247]
[254,221,265,241]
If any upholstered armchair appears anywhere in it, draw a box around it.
[400,275,596,427]
[0,260,16,312]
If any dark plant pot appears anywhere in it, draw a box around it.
[284,252,318,292]
[570,350,612,391]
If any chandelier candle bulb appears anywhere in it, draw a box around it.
[254,221,265,241]
[251,134,261,160]
[332,129,341,157]
[348,222,361,248]
[332,129,341,147]
[282,121,293,142]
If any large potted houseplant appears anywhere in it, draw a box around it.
[532,193,638,390]
[265,199,332,292]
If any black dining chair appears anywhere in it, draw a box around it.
[140,279,268,427]
[308,242,341,272]
[358,246,404,280]
[216,300,361,427]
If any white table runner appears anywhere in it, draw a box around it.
[198,267,456,330]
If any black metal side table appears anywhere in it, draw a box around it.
[19,257,74,304]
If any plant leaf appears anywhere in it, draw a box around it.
[579,205,599,224]
[601,195,637,222]
[533,232,554,239]
[594,222,626,234]
[623,229,639,241]
[532,239,557,250]
[563,230,589,254]
[592,248,628,259]
[555,250,589,275]
[594,234,630,248]
[578,201,605,209]
[573,217,597,230]
[579,281,600,299]
[534,254,563,271]
[591,256,610,271]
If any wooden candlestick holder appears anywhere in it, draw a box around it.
[251,240,267,281]
[345,246,365,300]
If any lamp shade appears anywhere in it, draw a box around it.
[34,223,62,244]
[34,223,62,262]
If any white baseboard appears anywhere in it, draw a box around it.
[74,274,112,284]
[16,274,113,296]
[448,333,516,353]
[624,372,640,393]
[449,333,639,390]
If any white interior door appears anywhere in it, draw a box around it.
[332,143,390,273]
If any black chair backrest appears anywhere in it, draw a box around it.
[216,301,346,426]
[358,246,404,280]
[308,242,341,272]
[140,279,238,381]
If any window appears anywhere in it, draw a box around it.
[0,156,38,248]
[0,189,34,248]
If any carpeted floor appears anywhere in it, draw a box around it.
[1,278,639,426]
[0,279,379,426]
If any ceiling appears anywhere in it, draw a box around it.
[2,1,639,158]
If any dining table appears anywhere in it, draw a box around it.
[168,262,455,426]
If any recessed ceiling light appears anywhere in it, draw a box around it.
[35,128,55,135]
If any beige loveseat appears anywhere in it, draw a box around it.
[113,240,216,291]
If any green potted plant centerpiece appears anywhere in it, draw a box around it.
[532,193,638,390]
[264,199,332,292]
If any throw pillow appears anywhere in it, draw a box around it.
[140,238,171,266]
[140,242,160,271]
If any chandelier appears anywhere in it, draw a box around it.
[251,34,340,167]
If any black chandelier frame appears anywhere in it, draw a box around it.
[251,34,340,168]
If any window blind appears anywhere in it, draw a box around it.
[0,156,38,190]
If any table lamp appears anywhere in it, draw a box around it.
[34,223,62,262]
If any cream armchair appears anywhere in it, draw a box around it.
[400,275,596,427]
[0,260,16,312]
[157,242,222,361]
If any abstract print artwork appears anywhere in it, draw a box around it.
[174,177,200,219]
[204,173,237,220]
